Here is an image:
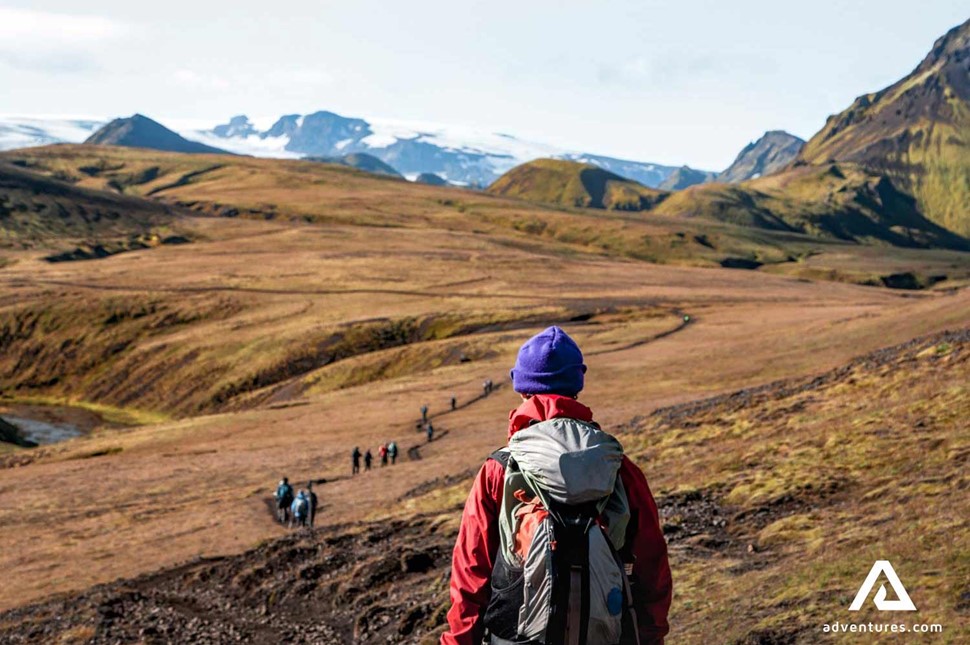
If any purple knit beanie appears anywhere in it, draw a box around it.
[510,326,587,396]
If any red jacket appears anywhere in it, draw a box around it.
[442,395,672,645]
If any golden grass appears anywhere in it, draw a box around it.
[0,146,967,644]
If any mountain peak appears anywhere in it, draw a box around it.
[213,115,256,139]
[717,130,805,183]
[796,18,970,236]
[919,17,969,70]
[658,165,716,191]
[85,114,228,155]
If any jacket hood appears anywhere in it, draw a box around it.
[507,393,594,439]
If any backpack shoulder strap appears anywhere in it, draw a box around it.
[488,447,510,469]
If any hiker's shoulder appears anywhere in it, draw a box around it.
[487,446,510,468]
[478,449,508,492]
[617,455,656,498]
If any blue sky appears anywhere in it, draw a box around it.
[0,1,966,169]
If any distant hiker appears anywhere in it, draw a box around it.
[426,422,434,443]
[441,326,672,645]
[487,378,493,394]
[306,483,318,528]
[379,443,389,467]
[388,441,398,465]
[421,404,429,423]
[290,490,309,528]
[451,396,457,411]
[352,446,362,475]
[483,380,489,396]
[275,477,294,525]
[365,449,373,471]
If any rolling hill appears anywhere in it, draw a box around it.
[486,158,667,210]
[796,18,970,237]
[654,163,970,250]
[85,114,229,155]
[415,172,448,186]
[484,156,968,251]
[0,160,182,248]
[658,165,716,190]
[306,152,403,178]
[4,144,968,289]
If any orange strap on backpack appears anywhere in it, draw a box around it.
[512,489,549,561]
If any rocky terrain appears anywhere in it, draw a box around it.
[716,130,805,184]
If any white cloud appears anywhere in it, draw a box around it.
[0,8,129,72]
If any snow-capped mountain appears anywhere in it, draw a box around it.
[0,116,103,151]
[0,111,685,187]
[189,112,689,186]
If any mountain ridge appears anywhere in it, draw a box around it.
[796,18,970,236]
[0,113,711,189]
[717,130,805,183]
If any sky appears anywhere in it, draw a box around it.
[0,1,966,170]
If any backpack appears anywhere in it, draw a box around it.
[388,442,397,456]
[482,418,639,645]
[292,495,308,518]
[276,483,293,506]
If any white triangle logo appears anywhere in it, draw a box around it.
[848,560,916,611]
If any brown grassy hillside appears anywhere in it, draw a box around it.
[5,145,967,282]
[0,207,967,612]
[486,158,667,210]
[0,328,966,644]
[0,135,967,644]
[0,161,185,249]
[655,163,969,250]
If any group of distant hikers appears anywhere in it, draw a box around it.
[273,478,318,529]
[272,326,671,644]
[272,385,495,529]
[351,440,399,474]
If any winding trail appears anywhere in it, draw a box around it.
[587,310,694,356]
[401,312,694,462]
[4,277,563,302]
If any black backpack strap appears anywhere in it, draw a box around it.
[488,447,510,469]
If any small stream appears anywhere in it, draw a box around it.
[1,415,83,445]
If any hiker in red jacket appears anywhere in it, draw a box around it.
[442,326,671,645]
